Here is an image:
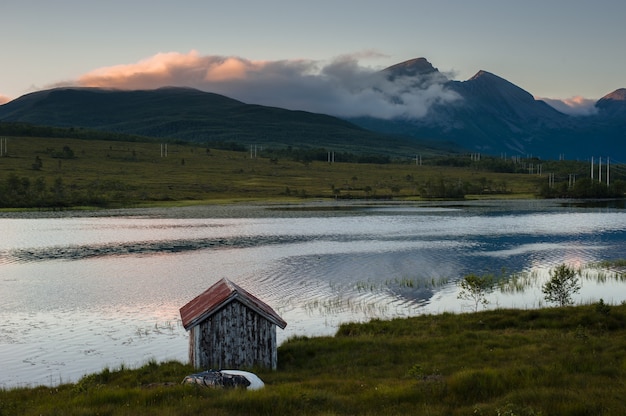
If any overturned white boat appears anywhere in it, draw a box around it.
[182,369,265,390]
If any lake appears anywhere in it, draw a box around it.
[1,199,626,388]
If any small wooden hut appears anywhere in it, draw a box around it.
[179,278,287,370]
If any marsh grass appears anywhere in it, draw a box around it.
[498,261,626,297]
[4,305,625,415]
[498,269,540,294]
[384,276,451,290]
[303,276,452,318]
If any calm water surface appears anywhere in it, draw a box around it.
[1,199,626,387]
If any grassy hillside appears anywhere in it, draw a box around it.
[0,135,542,208]
[2,303,626,415]
[0,88,455,157]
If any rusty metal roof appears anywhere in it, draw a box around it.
[179,278,287,330]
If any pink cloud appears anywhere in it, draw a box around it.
[204,57,255,81]
[538,95,598,116]
[77,50,304,89]
[67,50,460,119]
[78,50,207,89]
[0,94,11,105]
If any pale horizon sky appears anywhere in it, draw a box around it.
[2,0,625,116]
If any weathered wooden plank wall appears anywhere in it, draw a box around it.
[189,299,278,370]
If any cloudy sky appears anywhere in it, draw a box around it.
[1,0,625,116]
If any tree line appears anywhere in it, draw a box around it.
[0,122,151,143]
[0,173,133,208]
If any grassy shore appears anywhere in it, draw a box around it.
[0,136,541,208]
[2,303,625,415]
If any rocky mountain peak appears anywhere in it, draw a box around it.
[383,57,443,80]
[595,88,626,117]
[599,88,626,102]
[469,70,490,80]
[461,69,536,103]
[468,70,509,84]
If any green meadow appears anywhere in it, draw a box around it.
[2,303,626,415]
[0,136,543,208]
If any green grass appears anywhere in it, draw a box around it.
[3,304,626,415]
[0,136,542,208]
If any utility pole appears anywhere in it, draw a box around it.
[591,157,594,180]
[568,174,576,188]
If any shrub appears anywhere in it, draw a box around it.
[458,273,495,312]
[542,264,580,307]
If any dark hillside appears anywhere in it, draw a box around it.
[0,87,454,157]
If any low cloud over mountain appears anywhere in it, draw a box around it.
[52,50,461,120]
[10,50,611,121]
[538,96,599,116]
[4,50,617,121]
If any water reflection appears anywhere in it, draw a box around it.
[560,199,626,209]
[1,200,626,387]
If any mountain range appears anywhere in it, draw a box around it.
[352,58,626,160]
[1,57,624,160]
